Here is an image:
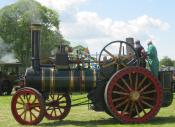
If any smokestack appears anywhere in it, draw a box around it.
[31,24,41,71]
[126,37,135,55]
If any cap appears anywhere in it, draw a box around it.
[147,40,152,45]
[135,40,140,44]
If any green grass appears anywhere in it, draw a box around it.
[1,94,175,127]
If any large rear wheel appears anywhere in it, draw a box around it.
[105,67,162,123]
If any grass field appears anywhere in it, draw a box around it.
[1,94,175,127]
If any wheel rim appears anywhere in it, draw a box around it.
[45,93,71,120]
[11,87,45,125]
[105,67,162,123]
[99,41,139,79]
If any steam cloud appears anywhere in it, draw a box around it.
[0,37,18,63]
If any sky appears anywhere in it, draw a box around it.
[0,0,175,59]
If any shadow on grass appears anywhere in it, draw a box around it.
[40,118,119,126]
[40,116,175,126]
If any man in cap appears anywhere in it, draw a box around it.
[147,41,159,77]
[134,40,146,68]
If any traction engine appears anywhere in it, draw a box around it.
[11,24,173,125]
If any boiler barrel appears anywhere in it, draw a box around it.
[25,67,97,93]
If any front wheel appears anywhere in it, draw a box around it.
[11,87,45,125]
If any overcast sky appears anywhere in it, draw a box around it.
[0,0,175,59]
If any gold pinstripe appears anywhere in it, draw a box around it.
[53,69,56,93]
[93,70,96,88]
[82,70,85,92]
[50,68,55,94]
[70,70,74,91]
[41,68,45,91]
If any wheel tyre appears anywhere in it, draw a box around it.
[11,87,45,125]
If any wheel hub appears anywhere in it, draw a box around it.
[23,103,30,110]
[129,91,140,101]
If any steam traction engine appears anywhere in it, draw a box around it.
[11,24,173,125]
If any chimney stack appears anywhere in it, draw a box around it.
[31,24,41,71]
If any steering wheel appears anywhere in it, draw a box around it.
[98,40,140,79]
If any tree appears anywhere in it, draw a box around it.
[0,0,69,67]
[160,56,174,67]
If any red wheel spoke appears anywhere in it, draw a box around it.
[30,103,40,108]
[54,108,57,116]
[58,95,64,101]
[30,111,32,122]
[50,94,55,100]
[135,73,138,90]
[129,102,135,117]
[116,83,128,92]
[138,76,147,89]
[135,103,140,118]
[122,101,130,113]
[17,101,24,105]
[50,109,54,116]
[30,110,37,120]
[24,110,27,121]
[17,107,24,110]
[139,82,151,93]
[112,91,129,95]
[56,95,60,101]
[19,110,26,117]
[141,96,155,101]
[142,90,156,95]
[58,106,67,109]
[141,99,153,108]
[32,96,37,103]
[19,96,25,104]
[121,78,131,91]
[46,106,51,110]
[26,94,31,102]
[33,107,40,113]
[137,101,146,115]
[129,74,133,87]
[112,96,127,102]
[58,107,62,114]
[116,99,129,108]
[59,101,66,103]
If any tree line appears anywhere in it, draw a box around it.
[160,56,175,67]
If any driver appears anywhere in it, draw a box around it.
[134,40,146,68]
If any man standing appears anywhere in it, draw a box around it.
[147,41,159,77]
[134,40,146,68]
